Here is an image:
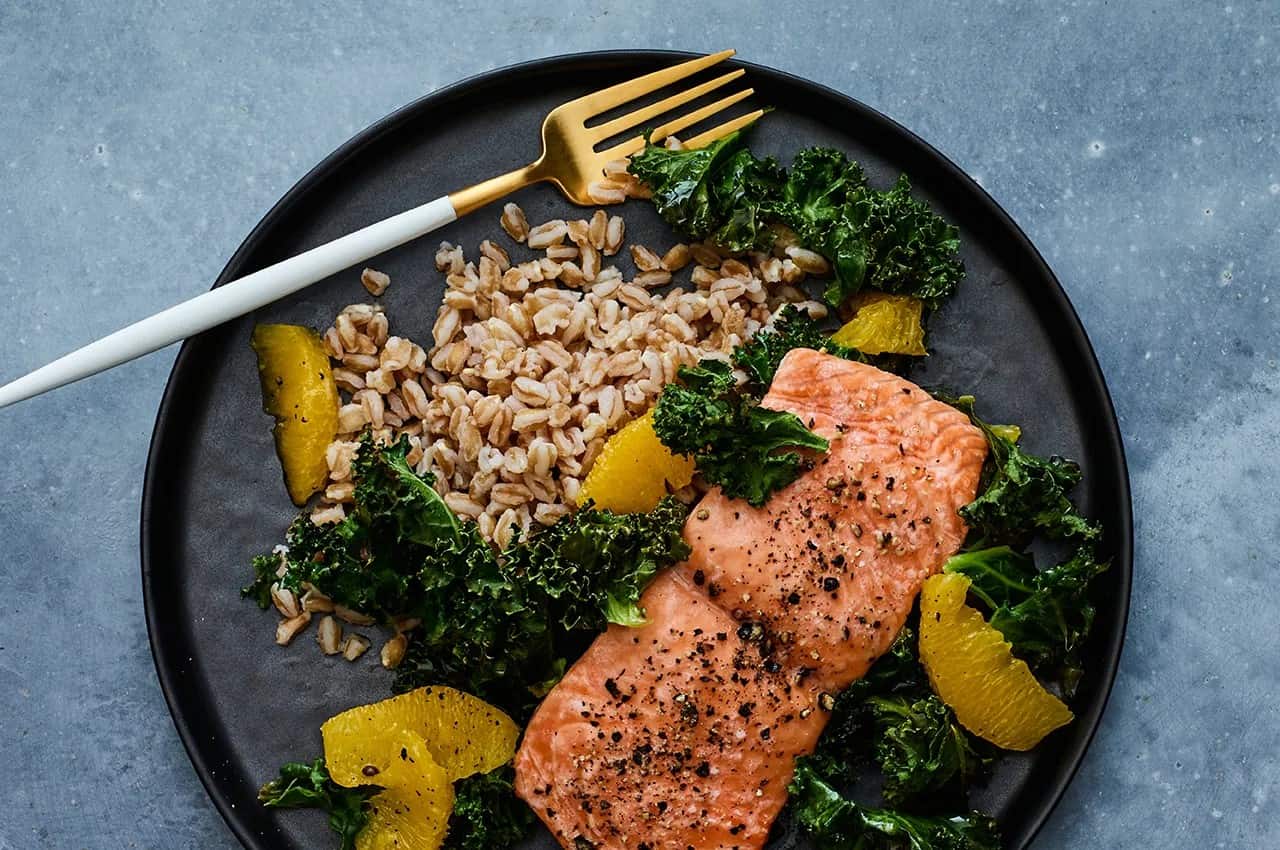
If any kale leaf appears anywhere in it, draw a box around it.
[653,358,829,506]
[945,545,1109,697]
[775,147,869,241]
[708,146,789,251]
[789,761,1001,850]
[807,627,988,800]
[807,174,964,309]
[258,758,379,850]
[732,304,862,389]
[444,764,537,850]
[501,496,692,630]
[628,130,784,251]
[944,395,1100,545]
[628,135,964,308]
[867,695,992,807]
[243,552,282,609]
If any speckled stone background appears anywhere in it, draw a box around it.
[1,2,1276,848]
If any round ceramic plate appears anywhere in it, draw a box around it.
[141,50,1132,850]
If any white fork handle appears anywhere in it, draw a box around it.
[0,196,458,409]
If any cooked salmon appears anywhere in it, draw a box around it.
[515,570,828,850]
[679,349,988,692]
[515,349,987,850]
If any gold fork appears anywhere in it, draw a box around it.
[452,49,759,213]
[0,50,759,408]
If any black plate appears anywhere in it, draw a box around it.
[142,50,1132,850]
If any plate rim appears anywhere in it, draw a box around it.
[140,48,1133,850]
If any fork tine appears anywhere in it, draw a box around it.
[588,69,745,142]
[571,49,736,117]
[682,109,767,149]
[597,91,757,160]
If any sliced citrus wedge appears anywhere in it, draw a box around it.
[831,292,927,356]
[578,409,695,513]
[341,735,453,850]
[321,686,518,782]
[919,572,1073,750]
[250,323,340,505]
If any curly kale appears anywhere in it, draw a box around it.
[245,433,688,721]
[806,627,989,801]
[628,134,964,307]
[258,758,379,850]
[628,130,785,252]
[242,552,282,609]
[732,304,862,389]
[867,696,992,806]
[503,496,691,630]
[945,545,1109,697]
[653,358,829,506]
[789,761,1001,850]
[444,765,536,850]
[942,394,1101,545]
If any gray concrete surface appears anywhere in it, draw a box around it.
[1,1,1277,848]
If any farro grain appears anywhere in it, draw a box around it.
[317,615,343,655]
[545,243,578,261]
[604,215,625,255]
[630,244,663,272]
[500,204,529,242]
[634,269,673,288]
[527,220,568,249]
[785,245,831,275]
[276,612,312,646]
[587,180,627,205]
[661,244,692,272]
[690,243,721,268]
[381,634,407,669]
[361,267,391,297]
[342,634,371,661]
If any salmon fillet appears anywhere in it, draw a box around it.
[679,349,988,691]
[515,350,987,850]
[515,571,828,850]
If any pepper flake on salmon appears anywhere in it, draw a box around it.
[515,349,987,850]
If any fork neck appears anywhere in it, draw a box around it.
[449,159,548,217]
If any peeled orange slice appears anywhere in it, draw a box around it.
[919,572,1073,750]
[322,686,518,783]
[831,292,927,356]
[345,735,453,850]
[251,323,340,505]
[578,409,696,513]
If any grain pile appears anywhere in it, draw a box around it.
[312,204,828,549]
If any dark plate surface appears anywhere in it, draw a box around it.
[141,50,1132,850]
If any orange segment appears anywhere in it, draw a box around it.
[831,292,927,356]
[250,323,340,505]
[321,686,519,783]
[919,572,1073,751]
[578,409,696,513]
[346,736,453,850]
